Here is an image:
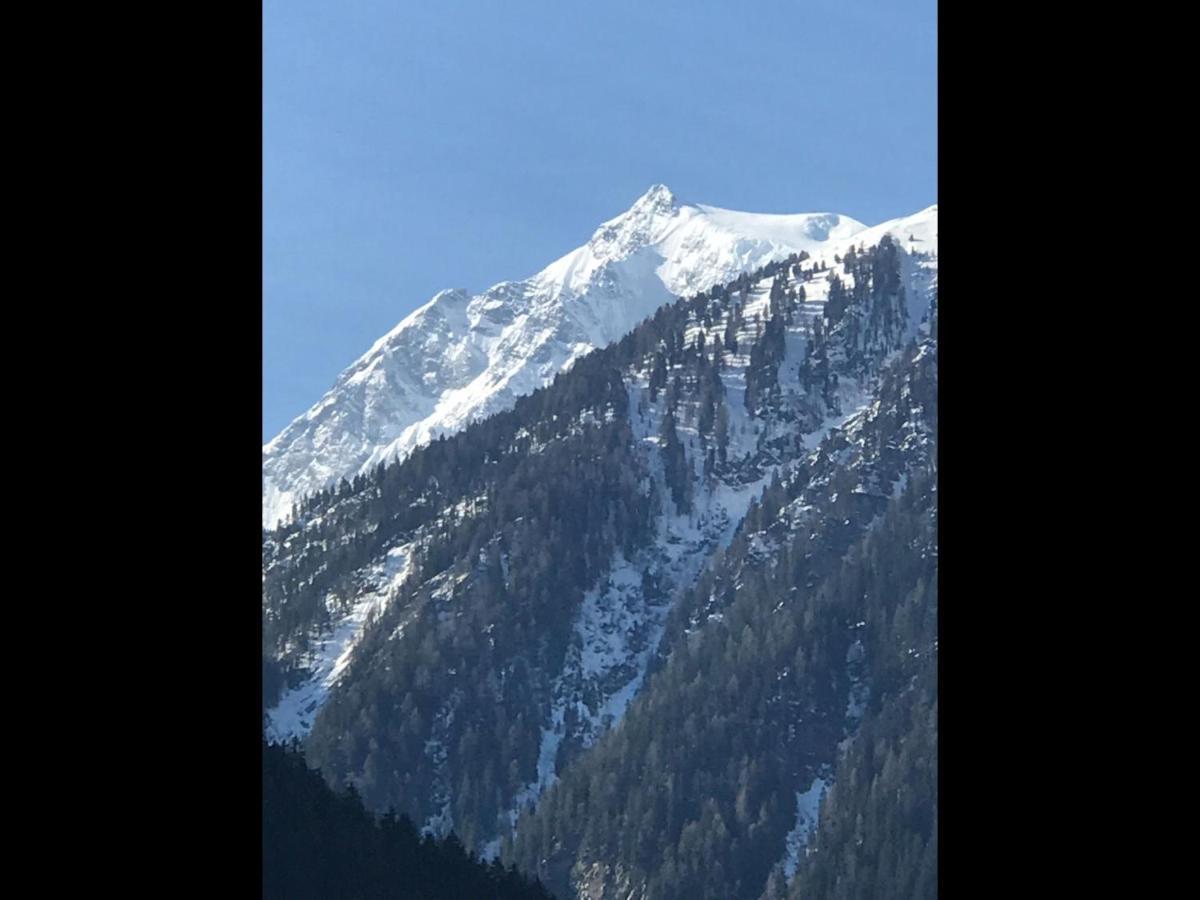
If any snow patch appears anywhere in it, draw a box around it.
[265,543,413,742]
[782,777,828,879]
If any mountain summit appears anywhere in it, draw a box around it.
[263,186,933,527]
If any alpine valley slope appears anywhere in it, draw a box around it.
[263,185,933,529]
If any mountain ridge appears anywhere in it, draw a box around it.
[263,185,935,528]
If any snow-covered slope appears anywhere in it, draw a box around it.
[263,185,935,528]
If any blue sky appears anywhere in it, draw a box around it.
[263,0,937,441]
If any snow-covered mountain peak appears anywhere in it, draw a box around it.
[552,184,685,284]
[630,183,678,214]
[263,190,935,528]
[536,188,868,303]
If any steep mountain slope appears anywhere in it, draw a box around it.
[263,186,933,528]
[508,336,937,899]
[262,215,937,892]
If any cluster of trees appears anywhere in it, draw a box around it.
[263,741,555,899]
[781,659,936,899]
[797,235,913,430]
[826,236,910,375]
[262,654,285,712]
[303,412,655,848]
[659,410,694,513]
[506,335,938,900]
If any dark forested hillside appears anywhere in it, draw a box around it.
[262,231,938,898]
[784,658,936,899]
[506,341,937,900]
[263,741,556,900]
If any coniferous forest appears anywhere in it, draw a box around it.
[264,741,556,900]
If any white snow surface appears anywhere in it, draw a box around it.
[782,777,828,879]
[263,184,936,527]
[265,543,413,742]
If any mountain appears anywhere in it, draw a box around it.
[263,184,935,528]
[263,211,937,899]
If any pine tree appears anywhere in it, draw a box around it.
[659,410,691,513]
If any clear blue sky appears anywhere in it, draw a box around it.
[263,0,937,441]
